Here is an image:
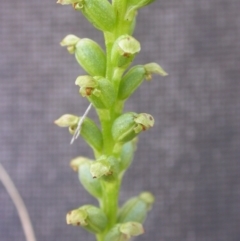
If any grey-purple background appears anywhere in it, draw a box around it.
[0,1,240,241]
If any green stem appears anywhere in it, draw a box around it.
[96,234,102,241]
[112,67,125,92]
[94,31,120,241]
[101,180,120,227]
[95,179,120,241]
[97,109,114,155]
[95,5,134,240]
[104,32,114,80]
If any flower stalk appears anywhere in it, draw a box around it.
[55,0,167,240]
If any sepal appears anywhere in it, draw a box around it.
[112,112,154,143]
[66,205,107,233]
[75,75,98,97]
[117,192,155,223]
[90,155,120,182]
[75,76,116,109]
[70,157,103,198]
[54,114,79,127]
[144,62,168,79]
[111,35,140,70]
[60,34,80,54]
[104,222,144,241]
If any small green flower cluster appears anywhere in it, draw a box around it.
[55,1,167,240]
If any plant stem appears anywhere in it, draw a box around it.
[0,163,37,241]
[104,32,115,81]
[101,180,120,227]
[95,4,136,239]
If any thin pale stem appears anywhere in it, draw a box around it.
[0,163,37,241]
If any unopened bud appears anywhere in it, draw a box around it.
[111,35,140,69]
[61,36,106,75]
[120,140,137,171]
[117,192,155,223]
[75,38,106,76]
[73,117,103,153]
[118,65,145,100]
[66,205,107,233]
[54,114,79,127]
[112,112,154,143]
[118,63,167,100]
[78,159,102,198]
[104,222,144,241]
[74,0,116,32]
[55,114,103,153]
[75,76,116,109]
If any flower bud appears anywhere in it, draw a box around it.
[75,76,116,109]
[66,205,107,233]
[118,65,145,100]
[73,0,116,32]
[112,112,154,143]
[119,139,137,171]
[117,192,155,223]
[77,158,103,198]
[54,114,79,127]
[70,117,103,152]
[104,222,144,241]
[90,155,120,182]
[75,38,106,76]
[55,114,103,152]
[60,34,80,54]
[111,35,140,70]
[118,63,168,100]
[61,36,106,76]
